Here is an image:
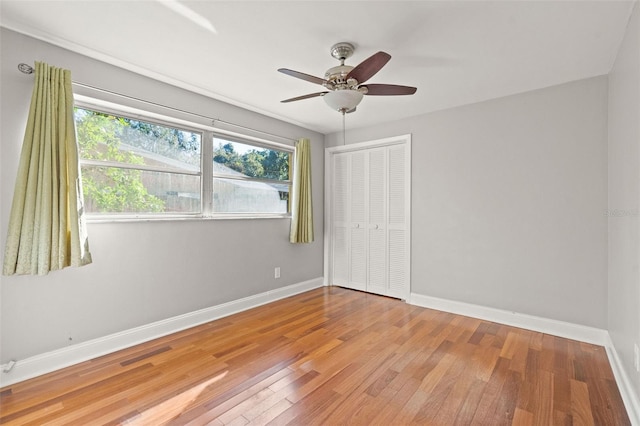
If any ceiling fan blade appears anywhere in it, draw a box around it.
[278,68,326,85]
[346,51,391,84]
[281,92,328,103]
[362,84,417,96]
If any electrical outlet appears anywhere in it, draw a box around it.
[634,343,640,372]
[274,267,281,279]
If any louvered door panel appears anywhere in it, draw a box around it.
[368,229,386,293]
[350,152,366,223]
[367,148,387,295]
[349,151,367,290]
[368,149,386,225]
[333,226,349,285]
[350,227,367,291]
[387,144,408,299]
[388,229,406,298]
[388,145,406,226]
[333,153,349,223]
[332,153,349,286]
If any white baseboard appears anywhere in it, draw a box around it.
[410,292,640,425]
[0,277,323,388]
[605,335,640,426]
[409,292,609,345]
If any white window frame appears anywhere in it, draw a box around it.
[75,95,294,221]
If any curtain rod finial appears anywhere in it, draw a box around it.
[18,63,34,74]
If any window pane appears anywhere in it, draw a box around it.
[213,178,289,213]
[75,108,201,172]
[82,165,201,214]
[213,138,290,180]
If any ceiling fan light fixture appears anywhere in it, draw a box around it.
[323,89,364,113]
[279,42,416,113]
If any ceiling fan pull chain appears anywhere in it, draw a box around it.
[342,110,346,145]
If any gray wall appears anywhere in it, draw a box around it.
[0,29,324,363]
[327,76,609,329]
[608,2,640,404]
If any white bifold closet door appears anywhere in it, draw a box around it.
[328,136,410,300]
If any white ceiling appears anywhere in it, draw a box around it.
[0,1,635,134]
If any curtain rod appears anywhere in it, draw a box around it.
[17,63,298,143]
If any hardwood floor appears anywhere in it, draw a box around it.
[0,287,630,425]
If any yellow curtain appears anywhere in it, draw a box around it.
[3,62,92,276]
[290,138,314,243]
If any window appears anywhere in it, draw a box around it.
[212,138,291,214]
[75,107,202,216]
[74,104,293,219]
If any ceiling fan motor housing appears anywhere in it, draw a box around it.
[324,65,356,90]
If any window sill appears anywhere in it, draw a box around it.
[85,213,291,224]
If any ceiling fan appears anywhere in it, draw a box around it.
[278,42,417,114]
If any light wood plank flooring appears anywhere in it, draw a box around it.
[0,287,630,425]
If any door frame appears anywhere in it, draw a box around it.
[324,134,412,299]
